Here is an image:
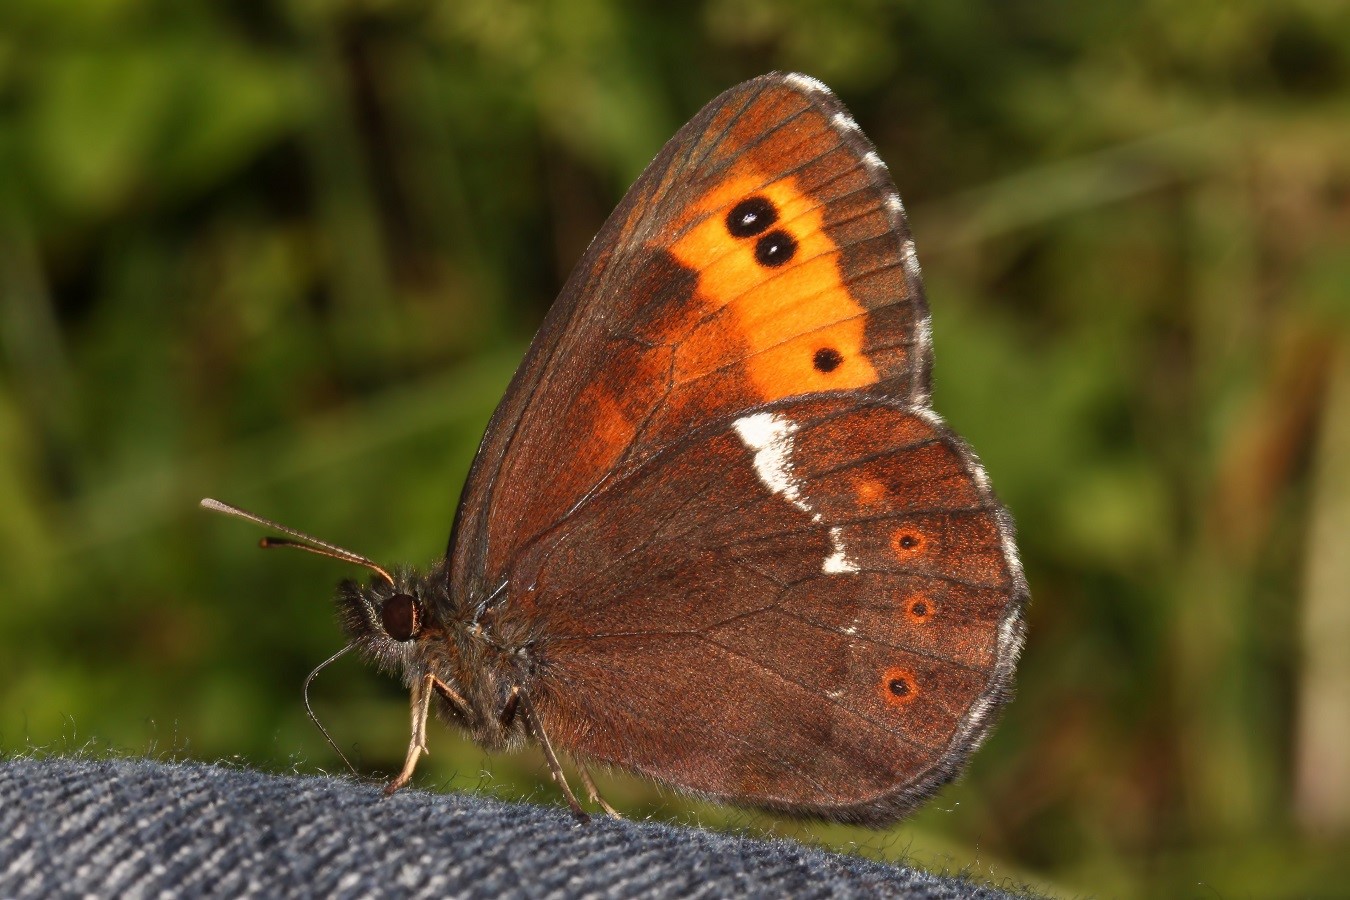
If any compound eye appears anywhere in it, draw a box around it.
[381,593,421,641]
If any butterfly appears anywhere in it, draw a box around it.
[204,72,1027,826]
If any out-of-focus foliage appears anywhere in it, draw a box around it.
[2,1,1348,896]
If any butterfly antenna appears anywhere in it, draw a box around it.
[304,643,358,776]
[199,498,395,586]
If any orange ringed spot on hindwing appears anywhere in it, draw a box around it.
[880,667,919,708]
[890,528,928,556]
[904,595,935,625]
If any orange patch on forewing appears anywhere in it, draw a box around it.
[572,379,637,471]
[668,171,878,401]
[879,666,920,708]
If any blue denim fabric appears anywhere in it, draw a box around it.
[0,757,1033,898]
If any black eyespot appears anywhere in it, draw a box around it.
[888,677,911,697]
[813,347,843,372]
[754,230,797,267]
[726,196,777,238]
[899,534,919,550]
[381,593,420,642]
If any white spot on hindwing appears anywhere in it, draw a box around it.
[823,526,859,573]
[733,412,858,575]
[733,413,807,512]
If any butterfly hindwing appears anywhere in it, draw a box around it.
[504,395,1023,824]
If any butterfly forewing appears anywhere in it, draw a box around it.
[450,74,933,600]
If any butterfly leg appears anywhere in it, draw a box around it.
[519,691,590,823]
[384,672,435,795]
[573,757,622,819]
[433,676,472,720]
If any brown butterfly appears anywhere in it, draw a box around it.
[204,72,1027,826]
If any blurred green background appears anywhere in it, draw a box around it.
[3,1,1349,896]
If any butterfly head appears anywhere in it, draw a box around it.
[333,561,454,677]
[201,498,529,751]
[198,498,462,683]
